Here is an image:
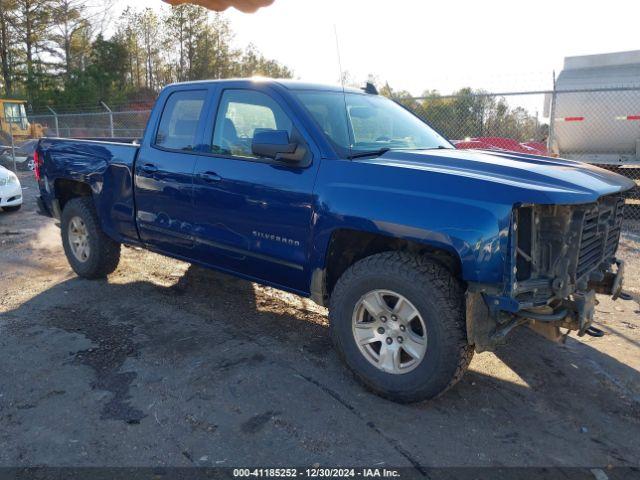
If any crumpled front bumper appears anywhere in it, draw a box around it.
[564,259,625,338]
[467,259,625,351]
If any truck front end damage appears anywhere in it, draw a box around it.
[467,193,626,352]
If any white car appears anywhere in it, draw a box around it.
[0,166,22,212]
[0,139,37,171]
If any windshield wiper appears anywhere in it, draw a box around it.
[347,148,391,159]
[411,146,451,151]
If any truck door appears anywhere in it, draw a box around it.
[191,87,320,293]
[134,89,208,255]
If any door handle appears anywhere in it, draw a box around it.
[140,163,158,174]
[198,171,222,182]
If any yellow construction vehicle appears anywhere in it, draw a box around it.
[0,99,45,145]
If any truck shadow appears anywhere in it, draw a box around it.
[2,263,640,465]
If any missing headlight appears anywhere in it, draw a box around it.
[515,206,534,282]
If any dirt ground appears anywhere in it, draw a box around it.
[1,172,639,469]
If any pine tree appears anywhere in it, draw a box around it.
[13,0,55,102]
[0,0,18,96]
[50,0,112,80]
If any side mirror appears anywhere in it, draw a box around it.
[252,129,303,162]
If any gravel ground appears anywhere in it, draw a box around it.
[1,172,639,468]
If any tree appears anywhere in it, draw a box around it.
[164,4,207,81]
[0,0,17,95]
[0,2,295,111]
[381,82,546,142]
[139,8,160,90]
[12,0,54,102]
[115,8,144,90]
[237,43,292,78]
[87,34,127,101]
[190,12,236,80]
[50,0,86,78]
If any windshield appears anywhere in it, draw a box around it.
[294,91,452,157]
[3,103,28,130]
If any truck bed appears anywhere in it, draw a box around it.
[38,137,141,243]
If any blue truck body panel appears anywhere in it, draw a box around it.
[309,147,634,285]
[38,138,140,243]
[37,79,635,304]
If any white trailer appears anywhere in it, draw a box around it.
[547,50,640,166]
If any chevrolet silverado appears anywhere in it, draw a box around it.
[36,79,634,402]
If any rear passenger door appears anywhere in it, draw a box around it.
[135,88,208,255]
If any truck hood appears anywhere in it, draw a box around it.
[367,148,635,204]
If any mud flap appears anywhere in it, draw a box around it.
[466,291,524,352]
[611,260,625,300]
[589,260,625,300]
[466,291,496,353]
[575,290,597,336]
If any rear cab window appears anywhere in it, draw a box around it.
[155,90,207,151]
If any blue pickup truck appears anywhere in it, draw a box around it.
[35,79,634,402]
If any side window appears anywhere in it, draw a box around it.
[211,89,293,158]
[155,90,207,151]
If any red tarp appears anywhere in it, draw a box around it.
[453,137,549,156]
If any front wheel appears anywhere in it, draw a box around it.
[61,197,121,279]
[329,252,473,403]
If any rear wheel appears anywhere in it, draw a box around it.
[329,252,473,403]
[61,197,121,279]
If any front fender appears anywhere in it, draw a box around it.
[310,159,514,285]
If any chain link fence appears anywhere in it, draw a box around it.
[400,87,640,227]
[2,87,637,226]
[29,109,151,140]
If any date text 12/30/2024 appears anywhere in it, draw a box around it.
[233,468,401,478]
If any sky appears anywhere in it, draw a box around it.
[113,0,639,96]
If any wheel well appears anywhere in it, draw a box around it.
[54,179,92,210]
[324,229,462,299]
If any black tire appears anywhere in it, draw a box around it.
[2,204,21,212]
[329,252,473,403]
[61,197,121,279]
